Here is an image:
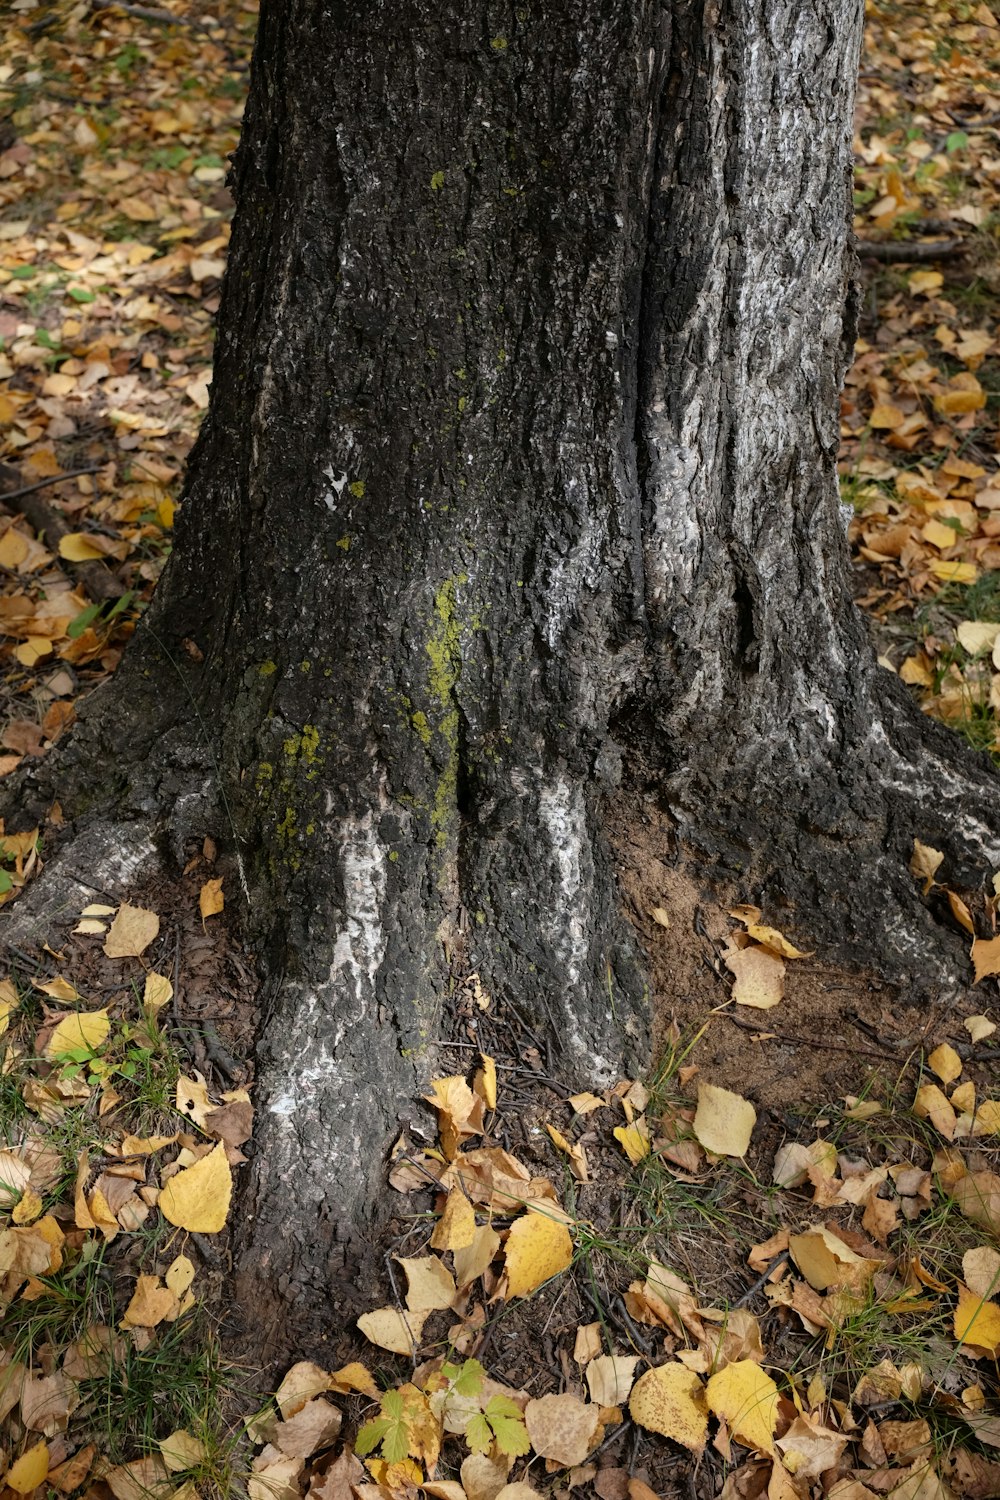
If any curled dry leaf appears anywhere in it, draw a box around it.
[628,1363,707,1452]
[693,1083,756,1157]
[910,840,944,893]
[453,1224,501,1288]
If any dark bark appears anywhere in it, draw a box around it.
[5,0,1000,1346]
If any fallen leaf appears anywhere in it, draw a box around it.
[628,1363,707,1452]
[502,1212,573,1297]
[275,1362,331,1419]
[158,1142,232,1233]
[121,1275,178,1329]
[928,1044,962,1085]
[724,942,785,1009]
[45,1008,110,1060]
[965,1015,997,1043]
[397,1254,457,1312]
[972,936,1000,983]
[524,1393,601,1467]
[199,878,224,920]
[103,903,160,959]
[159,1430,207,1474]
[5,1441,49,1494]
[431,1187,477,1251]
[954,1285,1000,1355]
[586,1356,639,1407]
[963,1247,1000,1300]
[613,1118,651,1165]
[705,1360,779,1456]
[357,1307,429,1354]
[693,1083,756,1157]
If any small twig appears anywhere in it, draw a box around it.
[734,1251,789,1309]
[856,238,965,262]
[0,465,103,506]
[724,1012,901,1062]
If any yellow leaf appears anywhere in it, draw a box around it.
[913,1082,957,1139]
[12,1187,43,1225]
[35,976,82,1003]
[396,1254,457,1312]
[45,1008,110,1060]
[121,1274,178,1329]
[15,637,53,668]
[165,1254,195,1296]
[869,403,906,430]
[59,533,106,562]
[144,973,173,1010]
[5,1441,49,1494]
[452,1223,500,1288]
[928,1044,962,1085]
[356,1306,429,1353]
[327,1362,378,1397]
[723,943,785,1009]
[159,1143,232,1233]
[957,621,1000,656]
[199,878,224,921]
[503,1211,573,1297]
[693,1083,756,1157]
[965,1015,997,1043]
[613,1118,651,1165]
[430,1187,476,1251]
[628,1364,707,1451]
[103,903,160,959]
[972,936,1000,983]
[705,1359,779,1456]
[930,560,978,584]
[922,519,959,551]
[568,1092,604,1115]
[275,1361,331,1418]
[473,1053,497,1110]
[0,530,30,569]
[909,271,943,295]
[159,1430,207,1475]
[743,922,812,959]
[954,1285,1000,1355]
[788,1225,873,1293]
[545,1124,589,1183]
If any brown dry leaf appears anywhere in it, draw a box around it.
[952,1171,1000,1235]
[473,1053,497,1111]
[274,1362,331,1419]
[199,877,224,920]
[273,1397,343,1459]
[524,1393,601,1467]
[776,1415,849,1483]
[19,1370,79,1436]
[430,1187,477,1251]
[103,903,160,959]
[308,1450,365,1500]
[249,1448,305,1500]
[573,1323,602,1365]
[705,1360,779,1457]
[460,1451,512,1500]
[356,1307,428,1354]
[397,1254,457,1312]
[954,1285,1000,1356]
[158,1142,232,1233]
[910,840,944,893]
[927,1044,962,1084]
[159,1430,207,1474]
[628,1363,707,1452]
[693,1083,756,1157]
[493,1487,541,1500]
[586,1356,639,1406]
[723,942,785,1009]
[972,936,1000,983]
[963,1247,1000,1301]
[545,1124,590,1182]
[453,1223,501,1288]
[788,1225,874,1293]
[747,1229,789,1272]
[426,1076,485,1159]
[502,1212,573,1297]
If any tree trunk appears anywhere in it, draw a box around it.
[6,0,1000,1347]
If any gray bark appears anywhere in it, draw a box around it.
[5,0,999,1349]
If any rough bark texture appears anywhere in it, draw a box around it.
[6,0,1000,1341]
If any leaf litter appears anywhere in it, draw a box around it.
[4,0,1000,1498]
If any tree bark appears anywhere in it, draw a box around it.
[6,0,1000,1346]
